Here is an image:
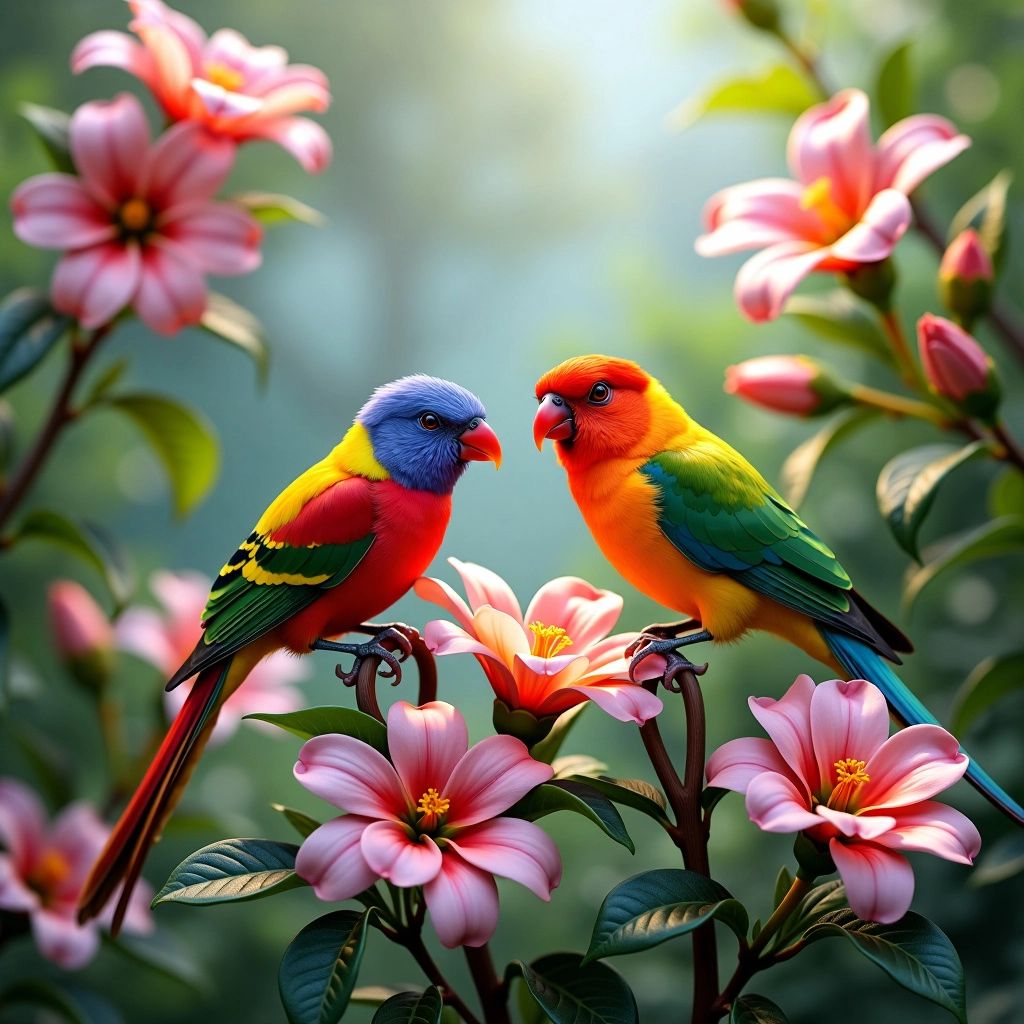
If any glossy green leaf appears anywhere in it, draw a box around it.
[585,869,747,962]
[0,288,71,393]
[153,838,305,906]
[875,41,913,128]
[20,103,74,173]
[105,393,219,517]
[950,651,1024,735]
[371,987,443,1024]
[701,786,729,815]
[780,407,881,508]
[529,701,589,762]
[200,292,269,384]
[0,979,123,1024]
[970,832,1024,886]
[776,879,846,947]
[805,910,966,1023]
[272,803,323,839]
[730,995,790,1024]
[566,775,670,827]
[949,170,1012,269]
[785,290,894,363]
[232,191,326,227]
[552,754,608,779]
[512,953,638,1024]
[510,780,634,853]
[772,867,794,910]
[903,516,1024,611]
[279,909,375,1024]
[103,931,209,992]
[988,466,1024,517]
[877,442,987,560]
[245,706,388,754]
[672,65,819,129]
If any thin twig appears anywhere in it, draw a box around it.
[992,420,1024,474]
[401,931,483,1024]
[464,944,511,1024]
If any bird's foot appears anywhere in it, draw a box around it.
[627,629,713,684]
[311,626,415,687]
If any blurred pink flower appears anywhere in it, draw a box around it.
[696,89,970,321]
[706,675,980,924]
[940,229,993,286]
[117,570,308,743]
[10,93,261,334]
[415,558,663,727]
[0,778,152,968]
[72,0,332,173]
[48,581,112,661]
[294,701,560,948]
[724,355,846,417]
[917,313,999,418]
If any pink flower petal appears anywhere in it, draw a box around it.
[151,569,209,622]
[734,240,828,323]
[134,241,207,335]
[830,840,914,924]
[814,805,896,841]
[295,816,378,902]
[706,737,792,793]
[0,854,40,913]
[10,174,115,250]
[873,801,981,865]
[32,908,100,970]
[513,652,589,710]
[745,772,821,833]
[116,607,178,674]
[809,678,890,795]
[130,0,200,111]
[0,778,48,867]
[829,189,911,264]
[860,725,968,810]
[424,851,499,948]
[875,115,971,196]
[248,63,330,99]
[414,576,475,631]
[748,674,817,794]
[254,82,331,120]
[50,803,108,892]
[448,817,561,900]
[243,116,333,174]
[161,200,262,275]
[471,606,531,666]
[448,558,524,622]
[51,242,142,329]
[565,681,664,725]
[524,577,623,650]
[141,122,236,208]
[445,736,552,828]
[190,78,265,120]
[360,820,443,887]
[130,0,207,65]
[294,735,406,818]
[69,94,151,207]
[71,30,157,91]
[423,619,494,658]
[203,28,287,75]
[100,878,155,937]
[387,701,468,803]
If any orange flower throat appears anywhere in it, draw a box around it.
[205,62,245,92]
[826,757,870,810]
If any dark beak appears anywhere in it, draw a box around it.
[533,393,576,449]
[459,418,502,468]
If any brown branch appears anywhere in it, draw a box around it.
[464,944,511,1024]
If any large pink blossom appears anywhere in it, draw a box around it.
[706,675,980,924]
[696,89,970,321]
[72,0,331,173]
[10,93,262,335]
[294,701,561,948]
[415,558,663,727]
[0,778,152,968]
[117,570,308,743]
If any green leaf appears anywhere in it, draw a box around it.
[875,41,913,128]
[903,515,1024,612]
[0,287,71,393]
[876,442,987,560]
[352,987,404,1006]
[585,869,748,962]
[780,407,881,508]
[245,706,388,754]
[730,995,790,1024]
[105,393,219,517]
[200,292,269,384]
[672,65,819,129]
[20,103,75,173]
[566,775,670,827]
[988,466,1024,517]
[970,832,1024,886]
[272,803,324,839]
[232,192,326,227]
[371,988,444,1024]
[777,879,846,946]
[84,358,130,406]
[511,953,638,1024]
[805,910,966,1023]
[13,509,133,609]
[529,701,589,763]
[153,838,305,906]
[701,786,729,815]
[510,780,634,853]
[103,931,209,992]
[279,909,375,1024]
[0,979,123,1024]
[785,291,894,363]
[950,651,1024,735]
[0,398,14,470]
[949,170,1012,269]
[552,754,608,779]
[772,867,794,910]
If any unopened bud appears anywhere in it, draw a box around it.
[917,313,1000,420]
[939,229,994,328]
[48,581,114,691]
[725,355,850,417]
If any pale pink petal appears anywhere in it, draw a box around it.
[734,241,829,323]
[565,681,664,725]
[471,607,531,666]
[809,679,891,795]
[130,0,207,65]
[449,817,561,900]
[253,82,331,119]
[70,94,151,207]
[203,28,287,75]
[150,569,208,622]
[245,649,311,689]
[745,772,821,833]
[513,653,589,709]
[32,909,99,970]
[830,840,914,924]
[129,1,200,110]
[360,820,443,887]
[141,122,236,208]
[423,619,495,659]
[190,79,264,120]
[294,735,407,818]
[161,200,262,275]
[445,736,552,827]
[577,633,634,671]
[294,816,378,902]
[387,701,468,802]
[116,607,177,674]
[134,241,207,335]
[829,190,911,263]
[748,675,817,794]
[860,725,968,810]
[414,576,475,631]
[11,175,115,250]
[873,801,981,865]
[524,577,623,650]
[50,804,108,891]
[51,242,142,329]
[243,116,333,174]
[248,63,330,99]
[706,737,792,793]
[0,779,47,866]
[814,805,896,841]
[71,30,157,90]
[105,879,155,936]
[423,852,499,948]
[448,559,523,622]
[875,115,971,195]
[0,854,40,912]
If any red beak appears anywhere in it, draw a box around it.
[459,419,502,468]
[533,393,576,450]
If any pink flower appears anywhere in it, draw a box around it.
[706,675,980,924]
[415,558,663,729]
[11,94,262,335]
[0,778,152,968]
[293,701,561,948]
[696,89,970,322]
[48,581,113,660]
[724,355,848,417]
[72,0,332,173]
[917,313,1000,417]
[940,229,993,285]
[116,570,308,743]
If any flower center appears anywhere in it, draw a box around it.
[416,787,450,828]
[529,622,573,658]
[28,848,71,902]
[799,176,852,237]
[118,197,153,235]
[826,757,870,810]
[205,61,245,92]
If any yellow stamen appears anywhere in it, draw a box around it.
[834,758,870,786]
[799,176,852,237]
[29,848,71,897]
[205,61,245,92]
[118,198,152,233]
[529,622,573,659]
[416,787,450,819]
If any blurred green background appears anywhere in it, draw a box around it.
[1,0,1022,1021]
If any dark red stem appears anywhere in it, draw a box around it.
[464,943,511,1024]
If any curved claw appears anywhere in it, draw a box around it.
[377,626,414,663]
[628,634,709,683]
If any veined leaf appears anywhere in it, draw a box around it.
[950,651,1024,735]
[0,288,71,393]
[875,41,913,128]
[371,988,444,1024]
[551,755,608,779]
[511,953,638,1024]
[949,170,1012,270]
[200,292,269,384]
[730,995,790,1023]
[232,192,326,227]
[784,290,894,363]
[272,803,323,839]
[776,879,846,947]
[510,780,634,853]
[246,706,388,754]
[20,103,74,173]
[671,65,819,129]
[566,775,670,827]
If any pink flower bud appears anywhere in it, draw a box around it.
[724,356,848,417]
[48,581,113,690]
[939,229,994,327]
[917,313,1000,419]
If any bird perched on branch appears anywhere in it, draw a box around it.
[533,354,1022,826]
[79,375,502,931]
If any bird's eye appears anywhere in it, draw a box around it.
[588,382,612,405]
[419,412,441,430]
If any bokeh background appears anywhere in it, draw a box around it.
[1,1,1022,1021]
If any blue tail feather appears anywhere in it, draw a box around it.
[822,628,1024,827]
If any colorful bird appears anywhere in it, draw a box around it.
[533,354,1022,826]
[78,375,502,931]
